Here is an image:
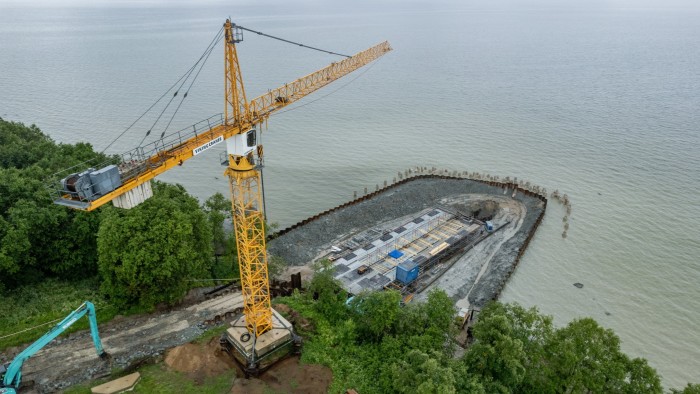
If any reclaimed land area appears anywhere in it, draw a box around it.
[269,175,547,309]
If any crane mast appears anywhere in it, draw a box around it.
[224,19,272,336]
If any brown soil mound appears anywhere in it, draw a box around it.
[164,337,238,384]
[230,356,332,394]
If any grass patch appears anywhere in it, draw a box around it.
[0,277,120,351]
[65,363,236,394]
[194,324,229,344]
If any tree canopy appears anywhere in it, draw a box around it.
[0,119,226,309]
[278,276,670,394]
[0,119,113,289]
[97,182,212,309]
[202,192,238,279]
[466,303,663,394]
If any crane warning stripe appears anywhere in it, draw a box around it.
[193,136,224,156]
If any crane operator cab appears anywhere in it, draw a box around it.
[227,128,260,171]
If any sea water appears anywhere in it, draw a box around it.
[1,0,698,387]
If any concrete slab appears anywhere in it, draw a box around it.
[91,372,140,394]
[224,308,295,370]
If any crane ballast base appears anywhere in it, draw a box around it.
[221,308,299,376]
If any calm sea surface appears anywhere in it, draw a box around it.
[1,0,698,387]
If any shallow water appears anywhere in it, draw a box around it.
[1,0,698,387]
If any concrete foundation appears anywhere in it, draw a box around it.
[222,308,298,375]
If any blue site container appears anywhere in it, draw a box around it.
[388,249,404,259]
[485,221,494,232]
[396,259,419,284]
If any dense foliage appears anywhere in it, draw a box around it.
[202,192,238,280]
[278,264,668,394]
[0,119,234,310]
[466,303,662,394]
[97,182,213,308]
[0,118,114,290]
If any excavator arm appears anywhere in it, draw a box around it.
[0,302,107,393]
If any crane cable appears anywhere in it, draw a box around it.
[234,24,350,58]
[157,28,223,142]
[0,317,63,340]
[99,63,199,153]
[101,25,224,153]
[139,26,224,147]
[102,24,352,153]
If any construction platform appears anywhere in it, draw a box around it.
[331,207,490,296]
[221,308,299,375]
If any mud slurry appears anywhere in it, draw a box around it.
[268,176,546,309]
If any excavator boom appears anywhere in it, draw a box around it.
[0,302,107,393]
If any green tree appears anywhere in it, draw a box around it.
[307,259,348,324]
[544,318,662,394]
[477,302,553,392]
[392,349,458,394]
[350,289,402,342]
[0,120,57,169]
[97,182,212,309]
[393,289,458,355]
[465,311,527,392]
[0,119,113,289]
[202,193,237,279]
[466,302,662,394]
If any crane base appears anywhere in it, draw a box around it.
[220,308,301,376]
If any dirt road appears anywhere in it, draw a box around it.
[1,292,243,393]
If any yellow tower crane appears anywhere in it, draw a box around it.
[52,19,391,372]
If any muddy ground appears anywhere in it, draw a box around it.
[268,176,545,309]
[164,338,332,394]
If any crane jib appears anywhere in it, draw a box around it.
[193,135,224,155]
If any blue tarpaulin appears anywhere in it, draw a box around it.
[388,250,404,259]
